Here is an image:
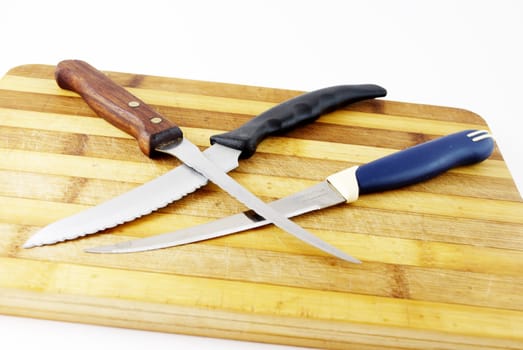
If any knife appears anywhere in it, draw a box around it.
[86,129,494,258]
[23,60,386,263]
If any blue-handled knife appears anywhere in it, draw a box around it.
[86,129,495,258]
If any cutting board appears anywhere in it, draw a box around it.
[1,64,522,350]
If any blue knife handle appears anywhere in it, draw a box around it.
[356,130,494,194]
[211,84,387,159]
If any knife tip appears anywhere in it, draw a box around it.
[83,247,107,254]
[331,251,362,264]
[22,238,39,249]
[347,257,362,264]
[84,244,127,254]
[22,235,60,249]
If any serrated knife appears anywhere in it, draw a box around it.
[86,129,494,258]
[23,60,386,263]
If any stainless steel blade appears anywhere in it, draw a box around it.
[86,180,350,259]
[22,144,241,248]
[23,140,359,264]
[161,139,359,263]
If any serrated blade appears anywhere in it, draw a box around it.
[22,144,241,248]
[86,181,347,254]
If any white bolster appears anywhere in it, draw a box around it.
[326,166,360,203]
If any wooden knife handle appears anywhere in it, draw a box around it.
[55,60,183,157]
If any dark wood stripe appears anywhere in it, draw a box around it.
[0,90,503,161]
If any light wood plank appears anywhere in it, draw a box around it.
[0,76,491,134]
[1,257,523,343]
[320,109,487,135]
[3,196,523,276]
[2,224,521,312]
[2,288,519,350]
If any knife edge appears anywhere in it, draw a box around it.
[84,181,348,254]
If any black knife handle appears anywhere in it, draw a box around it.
[55,60,183,157]
[357,129,494,194]
[210,84,387,159]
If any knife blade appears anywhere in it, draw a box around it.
[86,129,494,257]
[23,60,386,263]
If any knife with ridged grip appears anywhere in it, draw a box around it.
[86,129,494,258]
[24,60,386,263]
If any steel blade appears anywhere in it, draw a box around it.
[162,139,359,263]
[22,144,241,248]
[86,181,347,254]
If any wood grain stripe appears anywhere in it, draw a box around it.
[0,131,510,179]
[0,76,491,134]
[2,227,520,312]
[0,148,517,224]
[2,172,522,249]
[1,257,522,342]
[1,289,519,350]
[2,64,493,123]
[2,195,522,277]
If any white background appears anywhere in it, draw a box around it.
[1,1,521,349]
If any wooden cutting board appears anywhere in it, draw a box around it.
[1,64,522,349]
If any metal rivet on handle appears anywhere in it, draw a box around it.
[150,117,163,124]
[128,101,140,108]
